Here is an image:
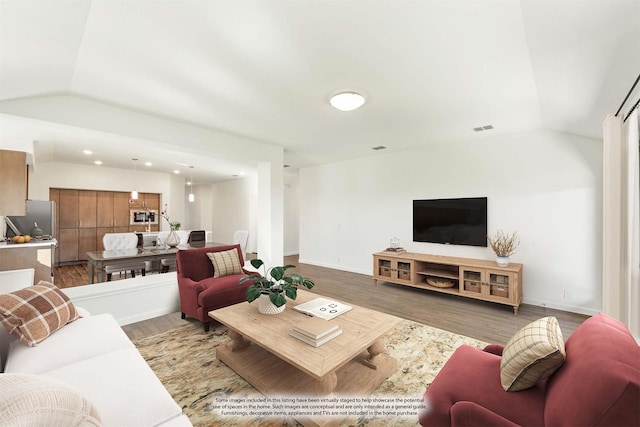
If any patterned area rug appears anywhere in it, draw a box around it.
[133,319,487,427]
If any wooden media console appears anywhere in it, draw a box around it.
[373,251,523,315]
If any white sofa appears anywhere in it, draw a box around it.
[0,269,191,427]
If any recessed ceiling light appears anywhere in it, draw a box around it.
[145,162,152,166]
[94,160,102,165]
[330,92,365,111]
[83,149,92,155]
[174,170,180,174]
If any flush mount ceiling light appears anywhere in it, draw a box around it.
[330,92,365,111]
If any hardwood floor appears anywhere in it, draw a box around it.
[119,255,589,344]
[55,262,163,289]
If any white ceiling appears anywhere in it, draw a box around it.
[0,0,638,183]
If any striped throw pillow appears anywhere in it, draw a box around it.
[500,316,566,391]
[0,281,79,347]
[207,249,242,278]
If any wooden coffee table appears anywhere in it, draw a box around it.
[209,290,402,426]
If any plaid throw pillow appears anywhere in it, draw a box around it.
[0,281,79,347]
[207,249,242,278]
[500,316,566,391]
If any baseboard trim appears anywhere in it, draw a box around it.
[297,258,370,275]
[521,297,599,317]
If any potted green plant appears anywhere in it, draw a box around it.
[488,230,520,267]
[239,259,315,314]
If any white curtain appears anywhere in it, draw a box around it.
[602,110,640,339]
[625,110,640,338]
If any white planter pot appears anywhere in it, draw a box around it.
[258,294,286,315]
[496,256,510,267]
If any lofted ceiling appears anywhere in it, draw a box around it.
[0,0,638,183]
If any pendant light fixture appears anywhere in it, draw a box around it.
[188,166,195,202]
[131,158,139,200]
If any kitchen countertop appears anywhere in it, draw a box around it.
[0,239,57,249]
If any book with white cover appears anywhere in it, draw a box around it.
[289,328,343,347]
[293,298,352,320]
[293,316,340,339]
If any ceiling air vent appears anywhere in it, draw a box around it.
[372,146,387,150]
[473,124,494,132]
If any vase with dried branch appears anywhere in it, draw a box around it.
[488,230,520,267]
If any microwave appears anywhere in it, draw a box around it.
[130,210,158,225]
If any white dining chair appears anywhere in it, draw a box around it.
[233,230,256,271]
[232,230,249,258]
[102,233,146,281]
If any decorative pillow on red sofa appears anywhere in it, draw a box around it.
[500,316,565,391]
[207,249,243,278]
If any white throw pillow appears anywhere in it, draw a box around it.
[0,373,102,426]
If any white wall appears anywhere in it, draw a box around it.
[299,130,602,315]
[284,173,300,255]
[208,174,300,256]
[183,184,212,231]
[28,161,185,231]
[210,177,257,251]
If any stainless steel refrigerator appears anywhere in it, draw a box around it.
[5,200,55,238]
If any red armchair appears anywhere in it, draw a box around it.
[419,313,640,427]
[176,244,252,331]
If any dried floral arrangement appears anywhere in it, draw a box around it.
[160,204,181,230]
[488,230,520,257]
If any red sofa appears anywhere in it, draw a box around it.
[419,313,640,427]
[176,244,252,331]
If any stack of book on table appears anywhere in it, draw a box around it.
[289,316,342,347]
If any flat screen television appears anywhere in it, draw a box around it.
[413,197,487,247]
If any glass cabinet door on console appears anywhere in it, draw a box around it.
[461,267,517,307]
[373,256,413,285]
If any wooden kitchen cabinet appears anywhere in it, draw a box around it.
[113,192,131,229]
[58,229,78,263]
[78,190,97,229]
[129,192,160,232]
[78,228,97,260]
[52,188,160,263]
[96,191,115,227]
[0,150,28,216]
[142,192,160,211]
[97,192,132,249]
[58,189,79,229]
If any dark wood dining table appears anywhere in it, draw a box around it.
[86,241,226,284]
